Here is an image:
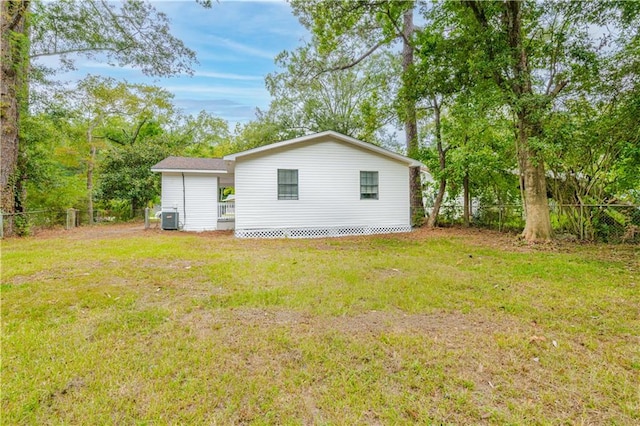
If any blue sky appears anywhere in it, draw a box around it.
[51,1,309,127]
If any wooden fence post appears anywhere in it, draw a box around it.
[66,208,77,230]
[579,203,584,240]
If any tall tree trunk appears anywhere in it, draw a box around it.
[518,114,552,240]
[465,0,554,241]
[427,99,446,228]
[402,6,425,226]
[1,0,29,236]
[462,134,470,227]
[505,1,552,241]
[87,128,96,225]
[463,170,470,227]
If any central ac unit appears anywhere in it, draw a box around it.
[161,211,179,230]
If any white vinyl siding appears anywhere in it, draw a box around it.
[234,137,410,230]
[161,173,218,231]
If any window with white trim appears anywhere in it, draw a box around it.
[278,169,298,200]
[360,171,378,199]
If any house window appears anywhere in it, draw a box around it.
[278,169,298,200]
[360,171,378,199]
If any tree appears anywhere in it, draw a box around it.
[171,110,233,157]
[265,48,398,146]
[1,0,197,235]
[71,75,175,223]
[232,110,296,154]
[410,7,470,227]
[29,0,196,78]
[281,1,640,239]
[449,0,618,240]
[21,90,233,222]
[543,59,640,237]
[399,6,426,225]
[288,0,426,224]
[97,143,169,217]
[441,90,517,227]
[1,0,30,235]
[20,105,88,214]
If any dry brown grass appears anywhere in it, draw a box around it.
[2,224,638,424]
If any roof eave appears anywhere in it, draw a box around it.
[151,168,229,174]
[224,130,424,167]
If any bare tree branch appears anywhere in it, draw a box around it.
[548,80,568,98]
[312,39,388,79]
[129,117,148,145]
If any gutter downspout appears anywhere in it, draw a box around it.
[182,173,187,229]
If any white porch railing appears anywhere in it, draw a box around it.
[218,201,235,220]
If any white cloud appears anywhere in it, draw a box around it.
[33,0,306,127]
[194,71,263,81]
[164,84,269,100]
[174,98,258,123]
[206,35,278,60]
[79,61,136,71]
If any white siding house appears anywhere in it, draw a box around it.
[151,157,233,231]
[223,131,423,238]
[152,131,423,237]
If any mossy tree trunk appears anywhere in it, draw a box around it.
[1,0,29,236]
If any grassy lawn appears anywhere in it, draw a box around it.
[2,224,639,424]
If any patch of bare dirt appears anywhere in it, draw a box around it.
[180,307,530,343]
[22,222,503,244]
[27,222,233,241]
[174,306,635,424]
[406,226,639,260]
[30,222,150,240]
[17,223,639,266]
[404,226,536,252]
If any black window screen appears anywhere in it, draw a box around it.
[360,171,378,199]
[278,169,298,200]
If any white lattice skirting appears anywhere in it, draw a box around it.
[235,225,412,239]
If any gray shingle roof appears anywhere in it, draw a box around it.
[151,156,228,171]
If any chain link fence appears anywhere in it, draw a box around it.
[426,203,640,243]
[0,208,146,237]
[3,204,638,243]
[550,204,640,243]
